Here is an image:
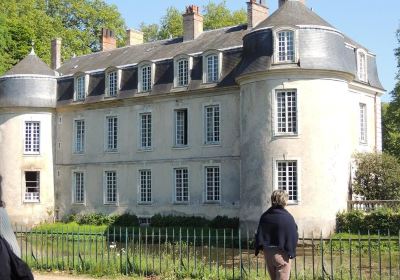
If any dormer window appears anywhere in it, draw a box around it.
[138,63,154,92]
[75,75,86,101]
[107,71,118,97]
[278,30,294,62]
[357,50,368,82]
[174,55,193,88]
[203,51,222,84]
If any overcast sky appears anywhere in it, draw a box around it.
[105,0,400,102]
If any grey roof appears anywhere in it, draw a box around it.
[58,25,248,75]
[2,50,56,77]
[254,1,334,30]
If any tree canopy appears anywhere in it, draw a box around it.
[0,0,126,75]
[139,1,247,42]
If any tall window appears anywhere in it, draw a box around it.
[276,90,297,134]
[74,120,85,153]
[107,71,118,97]
[177,58,189,87]
[140,113,152,149]
[24,171,40,202]
[206,54,219,83]
[359,103,367,144]
[141,65,152,92]
[75,76,85,101]
[73,172,85,204]
[205,166,220,202]
[106,116,118,151]
[24,121,40,154]
[205,105,220,144]
[104,171,117,204]
[175,168,189,203]
[175,109,188,146]
[276,161,298,202]
[139,170,152,203]
[358,52,367,82]
[278,30,294,62]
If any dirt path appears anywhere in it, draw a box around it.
[33,272,144,280]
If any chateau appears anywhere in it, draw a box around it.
[0,0,384,233]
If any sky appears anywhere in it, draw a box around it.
[104,0,400,102]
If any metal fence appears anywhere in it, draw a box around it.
[11,226,400,279]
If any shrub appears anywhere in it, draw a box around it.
[150,214,209,228]
[209,216,239,229]
[112,213,139,227]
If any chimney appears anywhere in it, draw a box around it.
[247,0,269,29]
[101,28,117,51]
[183,5,203,41]
[126,29,144,46]
[279,0,306,8]
[51,38,62,70]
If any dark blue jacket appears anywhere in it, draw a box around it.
[255,206,298,258]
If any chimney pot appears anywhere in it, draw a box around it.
[51,38,62,70]
[183,5,203,41]
[247,0,269,29]
[101,28,117,51]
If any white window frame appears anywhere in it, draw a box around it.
[204,164,221,203]
[23,171,40,203]
[174,167,189,204]
[138,169,152,204]
[174,108,188,147]
[74,74,89,101]
[139,112,152,150]
[357,49,368,82]
[72,170,85,205]
[24,121,40,155]
[274,159,300,204]
[105,115,118,152]
[274,89,298,136]
[103,170,118,205]
[273,27,298,64]
[359,103,367,144]
[174,55,193,88]
[105,68,121,97]
[138,62,155,93]
[204,104,221,145]
[73,119,85,154]
[202,50,223,84]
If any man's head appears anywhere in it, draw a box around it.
[271,189,288,207]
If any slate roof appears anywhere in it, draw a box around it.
[2,50,56,77]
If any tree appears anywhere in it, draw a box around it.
[203,1,246,30]
[352,152,400,200]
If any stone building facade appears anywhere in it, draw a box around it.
[0,0,384,233]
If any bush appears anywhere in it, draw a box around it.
[209,216,239,229]
[336,208,400,234]
[112,213,139,227]
[150,214,209,228]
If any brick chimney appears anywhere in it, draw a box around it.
[101,28,117,51]
[126,29,144,46]
[51,38,62,70]
[247,0,269,29]
[279,0,306,8]
[183,5,203,41]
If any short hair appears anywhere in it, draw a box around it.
[271,189,288,207]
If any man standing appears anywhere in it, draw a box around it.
[255,190,298,280]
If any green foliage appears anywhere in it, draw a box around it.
[150,214,209,228]
[158,7,183,39]
[112,212,139,227]
[352,152,400,200]
[336,208,400,234]
[209,215,239,229]
[203,1,247,30]
[64,212,138,227]
[0,0,126,75]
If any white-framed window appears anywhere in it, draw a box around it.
[175,168,189,203]
[104,170,117,204]
[73,119,85,153]
[24,171,40,202]
[276,160,298,203]
[357,50,368,82]
[359,103,367,144]
[73,171,85,204]
[178,58,189,87]
[75,75,86,101]
[203,51,222,83]
[277,30,295,62]
[275,90,297,135]
[139,63,154,92]
[139,169,152,203]
[205,105,220,144]
[140,113,152,149]
[24,121,40,154]
[175,109,188,146]
[105,116,118,151]
[107,71,118,97]
[205,166,220,202]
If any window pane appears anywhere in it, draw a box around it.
[175,168,189,202]
[25,171,40,202]
[205,166,220,201]
[74,120,85,153]
[24,122,40,154]
[74,172,84,203]
[205,105,220,144]
[106,116,118,150]
[105,171,117,203]
[76,76,85,100]
[140,170,152,202]
[207,55,218,82]
[142,66,152,91]
[277,161,297,202]
[178,59,189,86]
[175,109,188,146]
[278,31,294,62]
[359,103,367,143]
[108,71,117,96]
[140,113,152,148]
[276,91,297,134]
